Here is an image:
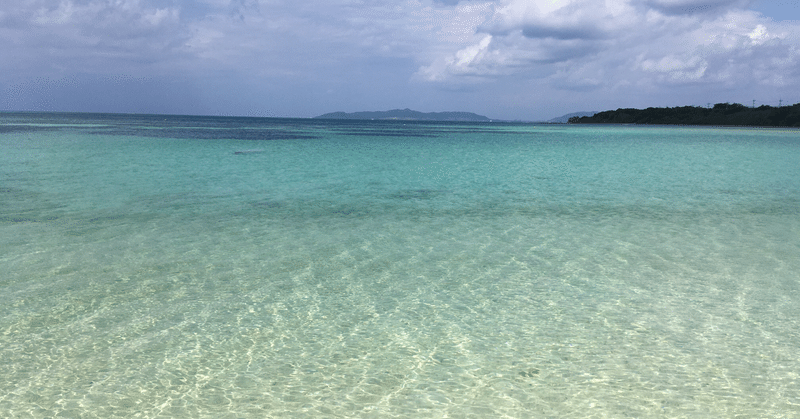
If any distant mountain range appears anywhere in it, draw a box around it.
[314,108,492,122]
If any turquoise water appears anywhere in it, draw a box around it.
[2,113,799,417]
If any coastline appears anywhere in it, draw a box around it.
[569,102,800,127]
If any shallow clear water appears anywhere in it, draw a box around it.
[2,113,799,417]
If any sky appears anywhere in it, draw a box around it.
[1,0,799,121]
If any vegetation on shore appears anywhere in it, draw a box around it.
[569,102,800,127]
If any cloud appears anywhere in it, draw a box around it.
[639,54,708,82]
[3,0,504,115]
[419,0,800,94]
[481,0,628,39]
[27,0,181,37]
[1,0,185,82]
[2,0,799,119]
[641,0,752,15]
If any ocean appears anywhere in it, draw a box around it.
[1,112,799,417]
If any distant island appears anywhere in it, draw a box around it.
[314,108,491,122]
[547,111,597,124]
[569,102,800,127]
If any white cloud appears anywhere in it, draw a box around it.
[142,8,179,26]
[419,0,800,94]
[748,23,767,43]
[640,54,708,82]
[26,0,180,30]
[2,0,800,118]
[454,34,492,66]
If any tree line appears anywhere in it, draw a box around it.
[569,102,800,127]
